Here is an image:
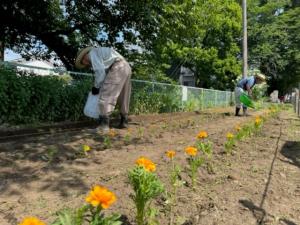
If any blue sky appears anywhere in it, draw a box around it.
[5,49,22,61]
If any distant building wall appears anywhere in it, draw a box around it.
[12,60,60,76]
[178,66,195,87]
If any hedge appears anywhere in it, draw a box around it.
[0,66,91,124]
[0,66,184,125]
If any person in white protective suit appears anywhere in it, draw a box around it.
[75,46,132,132]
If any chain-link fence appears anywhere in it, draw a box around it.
[130,80,234,114]
[0,62,234,124]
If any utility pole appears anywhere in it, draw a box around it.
[242,0,248,78]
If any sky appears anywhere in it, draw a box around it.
[4,49,22,61]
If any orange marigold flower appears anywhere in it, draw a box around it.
[255,117,262,126]
[235,125,241,131]
[86,185,116,209]
[166,150,176,159]
[226,132,234,139]
[136,157,156,172]
[185,146,198,156]
[19,217,46,225]
[197,131,208,139]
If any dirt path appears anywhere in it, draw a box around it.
[0,108,299,225]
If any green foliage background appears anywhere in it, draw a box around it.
[248,0,300,94]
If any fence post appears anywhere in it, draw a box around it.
[296,89,299,115]
[298,97,300,117]
[201,89,204,110]
[215,90,217,107]
[298,84,300,117]
[226,92,230,106]
[181,86,187,111]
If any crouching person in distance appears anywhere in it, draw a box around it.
[75,46,132,133]
[235,73,266,116]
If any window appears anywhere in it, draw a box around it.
[183,81,189,86]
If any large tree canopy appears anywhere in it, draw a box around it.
[151,0,242,89]
[0,0,162,69]
[248,0,300,93]
[1,0,299,92]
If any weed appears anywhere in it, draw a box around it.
[137,127,145,139]
[103,136,112,149]
[124,133,131,145]
[224,133,235,155]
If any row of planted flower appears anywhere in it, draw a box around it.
[19,107,280,225]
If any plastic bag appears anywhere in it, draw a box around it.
[83,92,100,119]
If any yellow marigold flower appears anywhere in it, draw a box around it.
[226,132,234,139]
[197,131,208,139]
[83,144,91,152]
[235,125,241,131]
[185,146,198,156]
[255,117,262,126]
[19,217,46,225]
[108,129,117,137]
[86,185,116,209]
[166,150,176,159]
[136,157,156,172]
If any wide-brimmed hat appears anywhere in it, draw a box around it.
[255,73,266,81]
[75,46,93,69]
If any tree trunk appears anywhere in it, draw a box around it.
[39,34,77,70]
[0,41,4,61]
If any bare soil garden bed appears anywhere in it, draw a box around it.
[0,107,299,225]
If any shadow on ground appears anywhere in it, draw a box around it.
[239,199,266,224]
[0,130,100,197]
[280,141,300,168]
[239,199,298,225]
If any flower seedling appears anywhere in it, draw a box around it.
[196,131,213,172]
[165,150,183,225]
[51,185,121,225]
[185,146,204,189]
[137,127,144,139]
[253,116,263,135]
[123,129,132,145]
[128,157,164,225]
[103,136,112,149]
[224,132,235,155]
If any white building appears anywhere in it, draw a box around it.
[9,59,64,76]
